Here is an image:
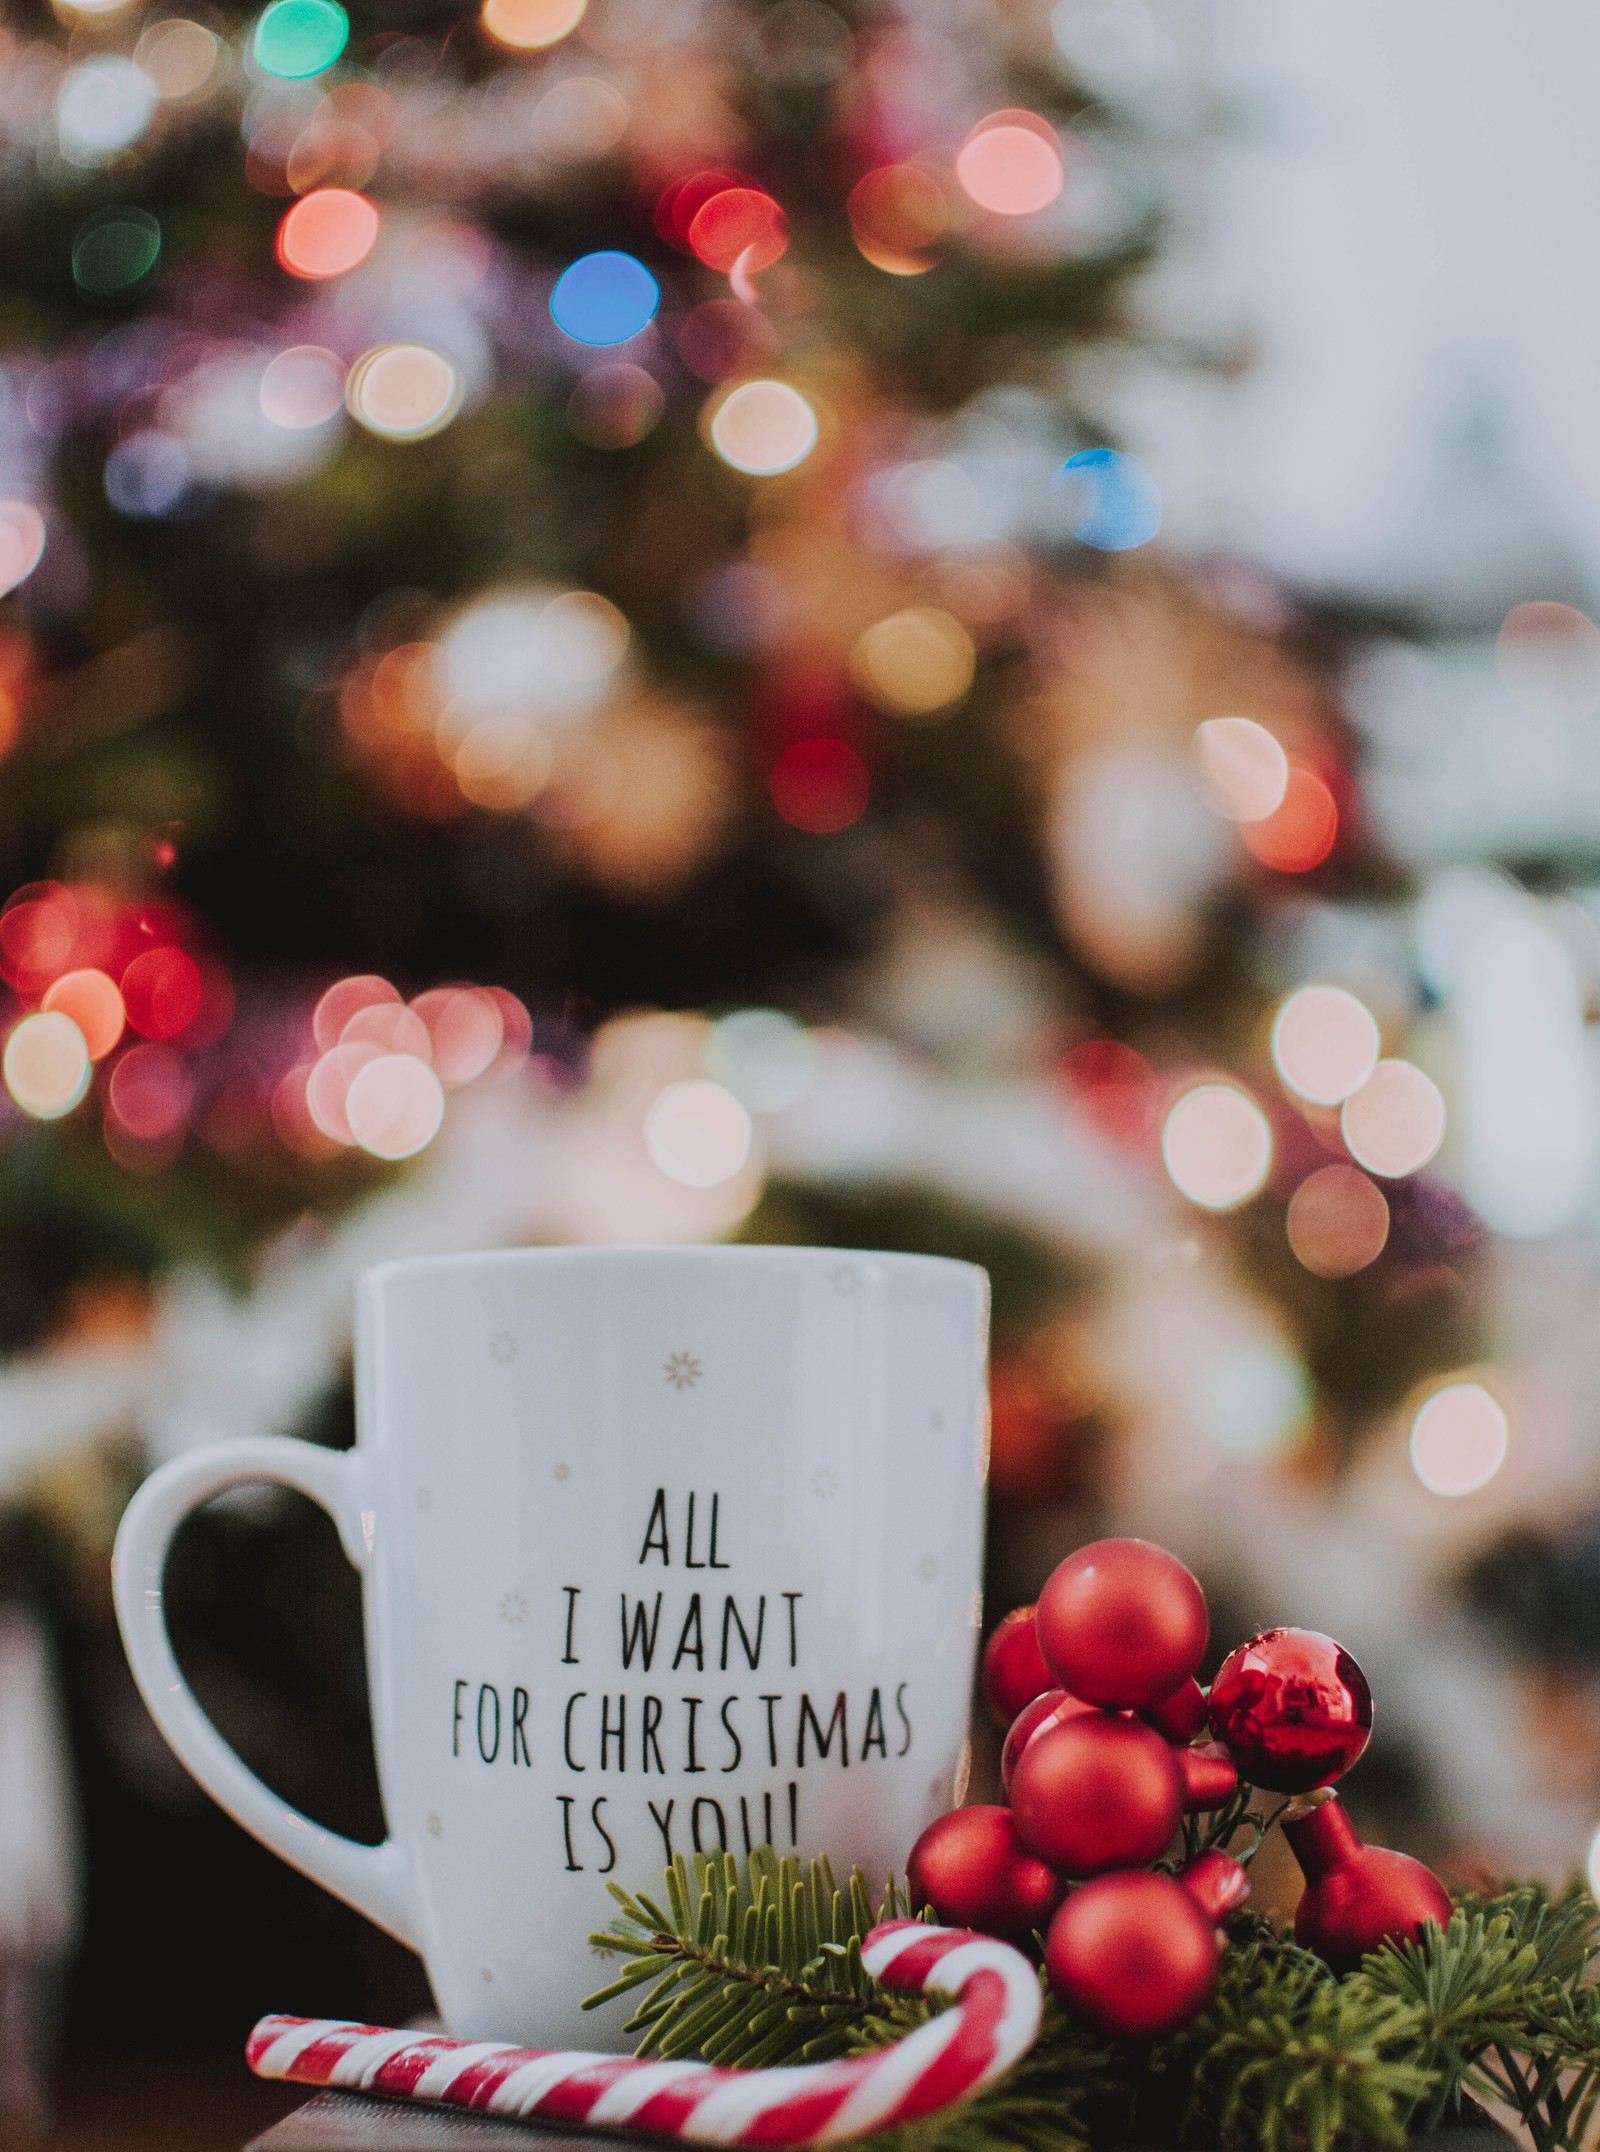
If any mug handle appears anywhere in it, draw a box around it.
[112,1436,420,1951]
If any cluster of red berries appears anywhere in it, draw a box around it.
[907,1539,1450,2040]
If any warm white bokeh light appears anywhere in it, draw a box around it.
[4,1011,91,1119]
[850,607,975,719]
[345,1052,446,1159]
[1162,1083,1273,1210]
[0,502,47,598]
[708,381,818,475]
[1286,1164,1390,1277]
[644,1077,753,1186]
[1195,716,1289,823]
[346,344,463,440]
[260,346,346,429]
[1409,1381,1508,1497]
[1271,984,1381,1106]
[1341,1058,1446,1178]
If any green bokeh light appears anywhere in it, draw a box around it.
[252,0,348,79]
[71,209,162,302]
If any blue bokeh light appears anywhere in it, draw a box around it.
[550,252,661,347]
[1057,446,1162,551]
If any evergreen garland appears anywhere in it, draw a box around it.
[586,1850,1600,2151]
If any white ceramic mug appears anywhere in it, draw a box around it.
[113,1246,988,2045]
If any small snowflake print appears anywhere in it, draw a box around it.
[426,1812,444,1839]
[500,1592,528,1625]
[663,1350,702,1389]
[490,1332,518,1364]
[552,1461,571,1481]
[810,1467,838,1499]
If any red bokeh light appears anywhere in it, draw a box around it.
[686,188,788,273]
[276,188,381,280]
[121,947,203,1038]
[769,737,870,834]
[341,1000,432,1057]
[655,168,753,251]
[477,986,534,1084]
[108,1043,194,1141]
[1059,1037,1159,1148]
[1240,765,1339,873]
[411,986,505,1086]
[42,968,125,1060]
[313,974,399,1052]
[0,884,78,993]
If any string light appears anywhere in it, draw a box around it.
[1162,1083,1272,1210]
[644,1077,752,1186]
[708,381,818,475]
[1341,1059,1446,1178]
[346,345,463,440]
[4,1012,91,1120]
[955,111,1065,216]
[1195,716,1288,823]
[1271,985,1380,1106]
[276,190,380,279]
[1409,1381,1508,1497]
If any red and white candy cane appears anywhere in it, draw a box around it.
[247,1919,1042,2145]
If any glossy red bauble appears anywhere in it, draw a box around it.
[906,1804,1065,1942]
[1045,1871,1220,2038]
[1284,1796,1452,1974]
[1178,1849,1250,1924]
[1000,1687,1098,1795]
[981,1605,1055,1727]
[1037,1539,1209,1710]
[1142,1676,1210,1744]
[1010,1712,1182,1876]
[1176,1741,1239,1812]
[1208,1627,1373,1794]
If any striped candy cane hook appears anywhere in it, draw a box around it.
[247,1919,1043,2146]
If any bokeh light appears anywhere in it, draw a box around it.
[1410,1381,1508,1497]
[482,0,586,42]
[1286,1165,1390,1278]
[1271,984,1381,1105]
[769,737,868,833]
[850,607,975,719]
[260,346,346,429]
[1195,716,1289,823]
[122,947,202,1038]
[550,253,660,347]
[4,1012,91,1120]
[955,112,1065,216]
[0,504,46,599]
[136,19,219,97]
[410,987,504,1086]
[567,365,665,449]
[451,712,552,807]
[105,435,190,520]
[341,1001,431,1056]
[253,0,349,78]
[437,588,627,723]
[346,345,463,440]
[686,189,788,274]
[1496,601,1600,720]
[677,302,779,384]
[276,190,380,279]
[72,210,162,303]
[1059,1037,1159,1147]
[705,1008,816,1113]
[1341,1059,1446,1178]
[847,164,948,273]
[1199,1341,1311,1460]
[708,381,818,475]
[1162,1083,1273,1209]
[345,1052,445,1159]
[644,1077,752,1186]
[109,1043,192,1141]
[1058,448,1162,551]
[1239,765,1339,872]
[58,58,156,164]
[314,975,400,1051]
[42,969,125,1061]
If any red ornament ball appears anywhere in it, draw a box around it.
[1284,1796,1452,1974]
[1037,1539,1208,1710]
[1175,1741,1239,1812]
[1208,1627,1372,1794]
[1010,1712,1182,1876]
[1178,1849,1250,1924]
[906,1805,1065,1943]
[1045,1871,1220,2038]
[981,1605,1054,1727]
[1000,1687,1098,1796]
[1141,1676,1210,1744]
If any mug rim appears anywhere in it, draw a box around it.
[360,1244,985,1288]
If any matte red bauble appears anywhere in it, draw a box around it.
[1142,1676,1210,1744]
[1179,1849,1250,1924]
[981,1605,1054,1727]
[1284,1796,1452,1974]
[1010,1713,1182,1876]
[1045,1872,1220,2038]
[906,1805,1065,1942]
[1208,1627,1372,1794]
[1000,1687,1097,1795]
[1036,1539,1208,1710]
[1176,1741,1239,1812]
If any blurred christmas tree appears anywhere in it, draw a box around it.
[0,0,1537,2119]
